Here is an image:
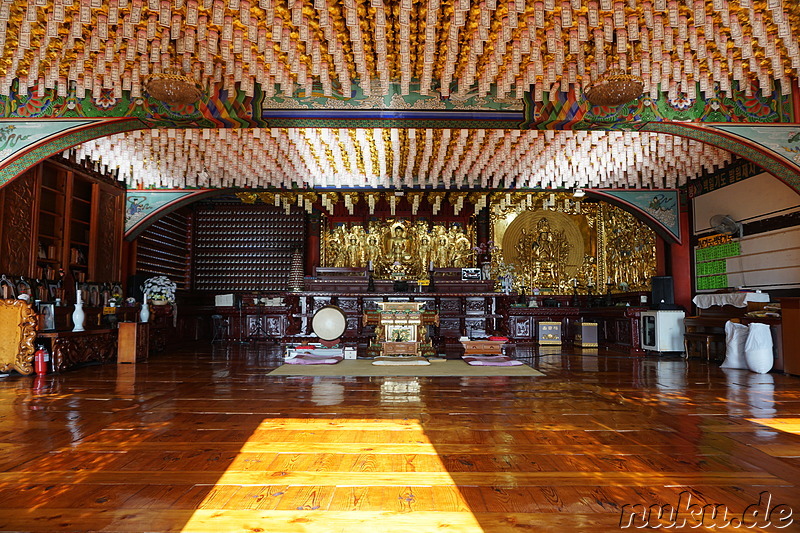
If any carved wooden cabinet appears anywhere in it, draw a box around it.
[582,306,647,355]
[0,158,124,286]
[246,314,285,338]
[148,305,174,353]
[508,315,535,339]
[37,329,117,372]
[210,306,289,341]
[504,305,580,343]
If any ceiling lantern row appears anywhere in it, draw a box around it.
[70,127,734,189]
[0,0,796,104]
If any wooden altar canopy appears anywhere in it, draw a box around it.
[363,302,439,357]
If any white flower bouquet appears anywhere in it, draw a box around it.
[141,275,176,303]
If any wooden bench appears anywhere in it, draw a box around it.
[683,305,748,361]
[683,331,726,361]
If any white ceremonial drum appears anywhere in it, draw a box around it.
[311,305,347,342]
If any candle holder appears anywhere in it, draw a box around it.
[605,281,615,307]
[427,268,436,293]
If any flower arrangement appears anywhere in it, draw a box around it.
[495,261,516,279]
[492,253,516,294]
[473,240,498,256]
[141,275,176,303]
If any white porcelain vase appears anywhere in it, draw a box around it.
[140,295,150,323]
[72,302,85,332]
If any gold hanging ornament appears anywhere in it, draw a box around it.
[144,52,203,106]
[584,68,644,107]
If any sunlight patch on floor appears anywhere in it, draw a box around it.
[180,417,484,533]
[747,418,800,436]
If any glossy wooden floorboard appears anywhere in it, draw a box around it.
[0,344,798,532]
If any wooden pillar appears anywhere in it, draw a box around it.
[475,206,490,246]
[793,77,800,123]
[121,239,137,291]
[669,193,693,312]
[305,210,321,276]
[655,237,667,277]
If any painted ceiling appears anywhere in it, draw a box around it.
[0,0,797,190]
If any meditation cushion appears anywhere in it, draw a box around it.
[284,353,343,365]
[463,355,523,366]
[372,356,431,366]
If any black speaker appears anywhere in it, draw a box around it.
[650,276,679,309]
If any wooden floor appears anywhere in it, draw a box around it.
[1,343,799,532]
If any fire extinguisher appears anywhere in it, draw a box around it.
[34,345,48,375]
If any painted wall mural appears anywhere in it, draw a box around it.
[596,190,681,243]
[124,190,212,237]
[0,120,96,167]
[711,125,800,168]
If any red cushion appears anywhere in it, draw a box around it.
[296,345,316,349]
[488,336,509,341]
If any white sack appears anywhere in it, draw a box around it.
[721,321,749,370]
[744,323,774,374]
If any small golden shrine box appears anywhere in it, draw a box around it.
[575,322,598,348]
[538,321,562,345]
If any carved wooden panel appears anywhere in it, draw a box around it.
[312,297,332,312]
[439,298,461,314]
[94,188,119,282]
[465,318,487,336]
[510,317,533,339]
[338,298,360,312]
[439,318,461,332]
[247,315,285,338]
[416,298,435,311]
[617,318,631,340]
[48,331,117,372]
[0,172,35,276]
[465,298,485,314]
[363,298,382,310]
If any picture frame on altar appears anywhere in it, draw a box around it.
[461,268,482,281]
[386,324,416,342]
[38,303,56,331]
[47,281,61,301]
